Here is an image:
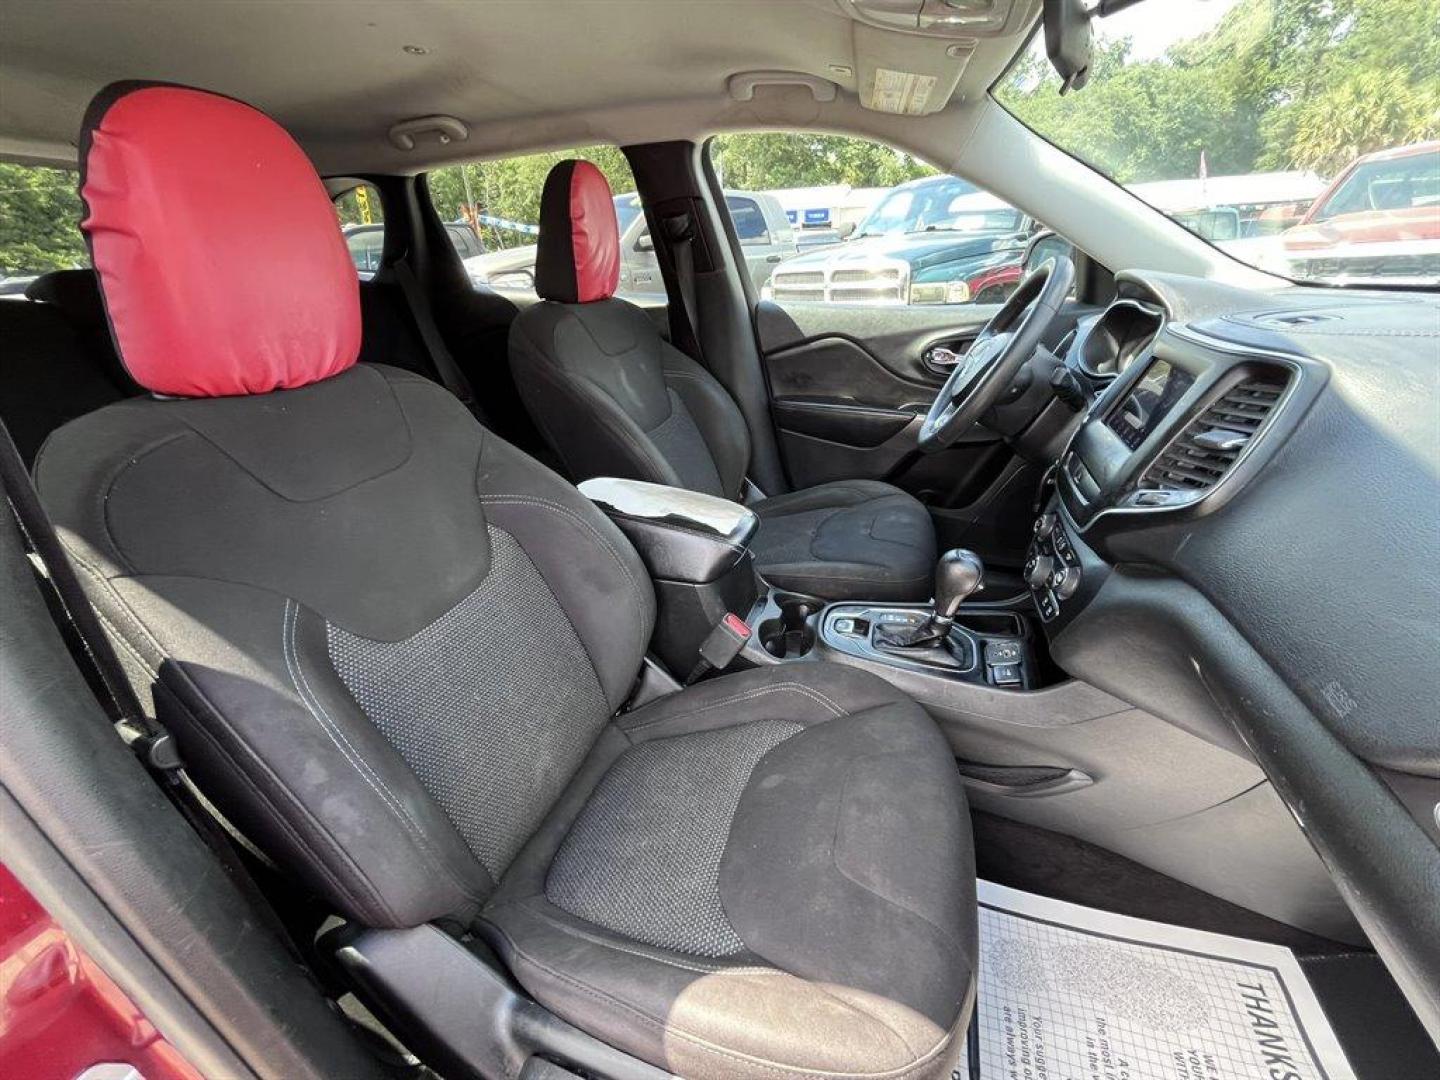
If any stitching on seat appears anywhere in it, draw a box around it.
[622,683,845,733]
[490,922,959,1080]
[157,675,390,922]
[73,574,392,921]
[504,900,776,976]
[476,494,651,658]
[831,751,968,959]
[510,903,931,1056]
[283,599,486,907]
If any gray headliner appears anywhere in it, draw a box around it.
[0,0,1283,291]
[0,0,1034,171]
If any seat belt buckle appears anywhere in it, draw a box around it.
[686,613,752,684]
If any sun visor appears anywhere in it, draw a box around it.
[853,24,968,115]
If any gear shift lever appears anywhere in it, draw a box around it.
[874,548,985,648]
[931,548,985,629]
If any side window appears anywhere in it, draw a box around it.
[726,196,770,245]
[427,148,648,300]
[333,182,385,277]
[710,132,1060,307]
[0,163,87,294]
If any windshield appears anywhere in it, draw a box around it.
[995,0,1440,288]
[855,177,1023,237]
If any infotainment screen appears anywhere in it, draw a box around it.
[1104,359,1196,451]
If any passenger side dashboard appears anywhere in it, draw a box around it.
[1032,269,1440,1038]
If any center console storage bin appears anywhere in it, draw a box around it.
[578,477,761,676]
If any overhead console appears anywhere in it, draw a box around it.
[830,0,1042,116]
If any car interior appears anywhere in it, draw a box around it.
[0,2,1436,1079]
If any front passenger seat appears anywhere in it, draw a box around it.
[509,160,938,602]
[39,82,977,1080]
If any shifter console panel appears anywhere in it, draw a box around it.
[822,604,1032,688]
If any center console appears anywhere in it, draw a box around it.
[579,476,1043,696]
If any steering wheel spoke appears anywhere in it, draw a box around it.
[917,256,1075,454]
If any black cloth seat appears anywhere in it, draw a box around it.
[0,270,135,464]
[509,161,937,602]
[37,82,977,1079]
[487,661,975,1077]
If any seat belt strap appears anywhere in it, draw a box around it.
[0,419,168,757]
[390,256,495,428]
[0,418,308,961]
[662,211,705,366]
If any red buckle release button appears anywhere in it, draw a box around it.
[722,613,752,638]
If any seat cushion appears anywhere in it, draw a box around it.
[483,663,976,1080]
[750,480,937,602]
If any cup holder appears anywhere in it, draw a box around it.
[758,594,821,659]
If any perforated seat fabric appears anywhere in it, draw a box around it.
[37,81,978,1080]
[509,159,937,602]
[485,663,977,1079]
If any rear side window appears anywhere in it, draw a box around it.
[334,182,386,276]
[427,147,648,299]
[0,164,87,293]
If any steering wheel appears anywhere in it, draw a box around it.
[918,254,1075,453]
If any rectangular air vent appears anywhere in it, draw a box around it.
[1140,370,1289,493]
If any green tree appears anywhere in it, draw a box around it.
[429,146,635,250]
[0,164,87,277]
[710,132,935,190]
[997,0,1440,183]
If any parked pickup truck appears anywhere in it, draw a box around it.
[465,190,798,296]
[762,174,1035,306]
[1281,141,1440,286]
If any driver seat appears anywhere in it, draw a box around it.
[509,160,937,601]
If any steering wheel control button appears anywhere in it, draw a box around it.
[1034,513,1057,539]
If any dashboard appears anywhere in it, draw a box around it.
[1022,269,1440,1037]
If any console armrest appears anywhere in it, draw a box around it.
[578,477,758,584]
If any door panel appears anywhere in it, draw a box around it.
[757,300,1002,396]
[756,299,1007,504]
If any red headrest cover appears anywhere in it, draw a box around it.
[80,83,360,397]
[534,160,620,303]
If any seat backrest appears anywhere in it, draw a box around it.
[36,82,654,929]
[0,271,134,464]
[508,160,751,500]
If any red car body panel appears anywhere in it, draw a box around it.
[1284,204,1440,251]
[966,262,1022,299]
[0,863,201,1080]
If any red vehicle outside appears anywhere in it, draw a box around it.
[1282,141,1440,284]
[0,863,200,1080]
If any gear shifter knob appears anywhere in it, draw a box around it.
[933,548,984,625]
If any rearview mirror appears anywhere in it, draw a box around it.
[1044,0,1093,93]
[1023,230,1075,277]
[837,221,857,240]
